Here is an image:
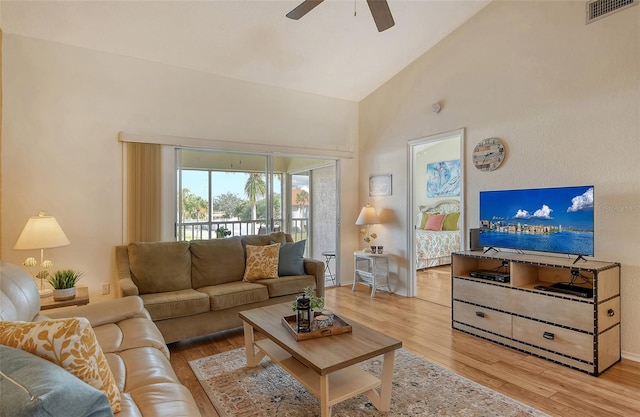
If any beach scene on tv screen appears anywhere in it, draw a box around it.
[479,185,594,256]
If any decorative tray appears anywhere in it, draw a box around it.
[282,312,352,341]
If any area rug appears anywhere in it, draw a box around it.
[189,347,549,417]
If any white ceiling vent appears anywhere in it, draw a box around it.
[586,0,637,24]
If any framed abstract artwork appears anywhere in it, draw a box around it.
[427,160,460,197]
[369,174,392,197]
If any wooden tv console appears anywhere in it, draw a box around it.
[451,251,620,376]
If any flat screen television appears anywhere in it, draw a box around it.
[479,185,594,257]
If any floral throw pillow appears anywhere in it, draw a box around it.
[0,317,121,414]
[243,243,280,281]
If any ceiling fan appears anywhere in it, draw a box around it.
[286,0,395,32]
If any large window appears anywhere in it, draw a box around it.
[178,168,285,240]
[177,150,270,240]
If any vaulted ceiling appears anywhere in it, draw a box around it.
[1,0,489,101]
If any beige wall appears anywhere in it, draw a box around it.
[359,1,639,357]
[0,29,3,255]
[1,34,360,302]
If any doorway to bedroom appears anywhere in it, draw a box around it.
[408,129,465,305]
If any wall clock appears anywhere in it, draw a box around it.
[472,138,505,171]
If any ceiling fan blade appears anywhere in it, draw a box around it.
[286,0,325,20]
[366,0,395,32]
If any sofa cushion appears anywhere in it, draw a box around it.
[0,261,41,322]
[0,317,121,414]
[0,345,113,417]
[198,281,269,310]
[105,346,201,416]
[140,289,210,321]
[106,346,180,392]
[277,239,306,276]
[190,237,246,287]
[92,316,170,358]
[122,382,202,417]
[243,243,280,281]
[241,231,289,248]
[128,241,192,294]
[257,275,317,298]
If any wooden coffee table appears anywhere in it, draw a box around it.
[239,303,402,417]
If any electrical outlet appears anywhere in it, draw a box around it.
[101,283,110,295]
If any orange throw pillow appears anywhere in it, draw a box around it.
[0,317,121,414]
[243,243,280,281]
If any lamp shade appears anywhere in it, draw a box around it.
[14,212,70,250]
[355,205,380,225]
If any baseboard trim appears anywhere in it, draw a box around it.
[622,351,640,362]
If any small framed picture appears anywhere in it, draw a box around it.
[369,174,392,197]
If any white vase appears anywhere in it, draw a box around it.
[53,287,76,301]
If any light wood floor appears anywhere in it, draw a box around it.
[169,285,640,417]
[416,265,452,307]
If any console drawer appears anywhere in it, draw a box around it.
[453,301,512,338]
[510,291,593,332]
[512,316,593,362]
[453,278,512,312]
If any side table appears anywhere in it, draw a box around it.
[353,251,392,297]
[40,286,90,311]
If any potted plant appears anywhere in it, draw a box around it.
[48,269,83,301]
[292,286,324,312]
[216,226,231,239]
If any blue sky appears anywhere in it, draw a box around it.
[181,170,284,201]
[480,185,594,230]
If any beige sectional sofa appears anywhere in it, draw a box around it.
[116,232,325,344]
[0,261,201,417]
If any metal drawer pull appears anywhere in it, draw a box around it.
[608,309,615,317]
[475,311,485,318]
[543,331,555,340]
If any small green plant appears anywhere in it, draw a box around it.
[292,286,324,311]
[48,269,84,289]
[216,226,231,238]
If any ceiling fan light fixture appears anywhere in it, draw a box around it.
[286,0,395,32]
[366,0,395,32]
[286,0,324,20]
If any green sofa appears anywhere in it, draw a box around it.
[116,232,325,343]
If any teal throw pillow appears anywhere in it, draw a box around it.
[276,240,306,276]
[0,345,113,417]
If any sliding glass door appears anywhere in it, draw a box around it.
[176,149,340,286]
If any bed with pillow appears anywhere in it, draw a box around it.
[416,199,461,269]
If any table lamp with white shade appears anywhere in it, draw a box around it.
[14,211,70,297]
[355,204,380,251]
